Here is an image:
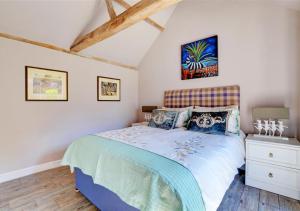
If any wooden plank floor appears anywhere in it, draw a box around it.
[218,175,300,211]
[0,166,299,211]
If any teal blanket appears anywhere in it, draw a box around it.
[62,135,205,211]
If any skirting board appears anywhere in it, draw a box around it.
[0,160,62,184]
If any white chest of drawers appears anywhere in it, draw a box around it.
[246,134,300,200]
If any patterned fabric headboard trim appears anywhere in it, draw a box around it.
[164,85,240,108]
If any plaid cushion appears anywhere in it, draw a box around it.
[164,85,240,108]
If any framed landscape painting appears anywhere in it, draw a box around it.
[97,76,120,101]
[181,35,218,80]
[25,66,68,101]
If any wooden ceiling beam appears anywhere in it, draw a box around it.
[70,0,181,52]
[105,0,117,19]
[113,0,164,32]
[0,32,137,70]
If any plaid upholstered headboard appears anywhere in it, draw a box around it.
[164,85,240,108]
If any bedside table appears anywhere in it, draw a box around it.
[131,122,148,127]
[245,134,300,200]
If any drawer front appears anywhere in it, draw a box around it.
[247,160,300,190]
[246,142,299,168]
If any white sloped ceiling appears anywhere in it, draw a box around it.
[0,0,177,67]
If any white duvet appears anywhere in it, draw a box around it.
[97,126,245,211]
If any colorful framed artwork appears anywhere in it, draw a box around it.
[97,76,121,101]
[181,35,218,80]
[25,66,68,101]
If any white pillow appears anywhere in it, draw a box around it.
[194,105,240,134]
[162,106,193,128]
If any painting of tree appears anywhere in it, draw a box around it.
[181,35,218,80]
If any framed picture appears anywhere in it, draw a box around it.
[97,76,121,101]
[181,35,218,80]
[25,66,68,101]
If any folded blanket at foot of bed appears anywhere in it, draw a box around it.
[62,135,205,211]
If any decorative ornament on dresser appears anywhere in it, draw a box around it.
[254,119,263,135]
[252,107,289,140]
[181,35,218,80]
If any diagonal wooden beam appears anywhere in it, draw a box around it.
[0,32,137,70]
[71,0,181,52]
[113,0,164,32]
[105,0,116,19]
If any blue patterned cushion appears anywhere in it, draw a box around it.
[148,110,179,130]
[187,111,229,135]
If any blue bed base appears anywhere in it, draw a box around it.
[75,168,139,211]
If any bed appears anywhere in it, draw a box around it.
[62,85,245,211]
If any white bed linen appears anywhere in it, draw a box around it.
[96,126,245,211]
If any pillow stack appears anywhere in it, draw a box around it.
[187,111,229,135]
[148,106,192,130]
[148,105,240,136]
[193,105,240,135]
[161,106,193,128]
[148,109,179,130]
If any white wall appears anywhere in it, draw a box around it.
[0,38,139,174]
[138,1,300,138]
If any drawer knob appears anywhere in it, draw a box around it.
[269,152,273,158]
[268,173,273,178]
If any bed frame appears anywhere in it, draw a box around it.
[75,85,240,211]
[75,168,138,211]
